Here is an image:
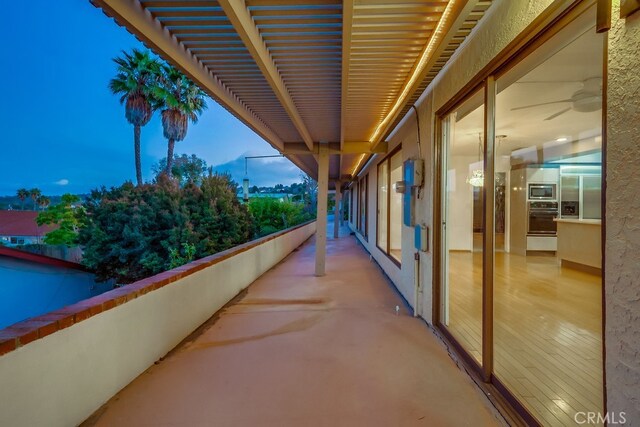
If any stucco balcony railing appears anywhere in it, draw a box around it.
[0,221,316,427]
[0,220,502,427]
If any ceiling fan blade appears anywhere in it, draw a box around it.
[511,99,573,111]
[544,107,572,121]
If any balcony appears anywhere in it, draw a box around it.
[0,220,501,426]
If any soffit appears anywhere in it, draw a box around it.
[386,0,492,140]
[343,0,450,142]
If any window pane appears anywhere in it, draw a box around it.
[359,177,367,236]
[389,152,403,262]
[442,88,485,364]
[494,8,603,424]
[377,162,388,251]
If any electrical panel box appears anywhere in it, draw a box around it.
[414,224,429,252]
[404,158,424,187]
[402,158,424,226]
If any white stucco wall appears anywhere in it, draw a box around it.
[0,222,315,427]
[605,2,640,422]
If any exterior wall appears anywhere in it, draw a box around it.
[0,221,315,427]
[351,149,403,292]
[0,257,110,329]
[605,2,640,421]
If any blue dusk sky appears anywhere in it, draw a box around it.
[0,2,302,196]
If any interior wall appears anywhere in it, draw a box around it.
[448,155,477,250]
[605,3,640,421]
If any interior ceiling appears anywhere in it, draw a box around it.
[453,14,604,159]
[93,0,493,183]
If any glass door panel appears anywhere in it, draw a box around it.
[441,88,485,364]
[493,7,604,425]
[389,153,403,262]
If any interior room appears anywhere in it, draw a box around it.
[442,9,603,426]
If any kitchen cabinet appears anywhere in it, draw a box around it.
[527,167,559,183]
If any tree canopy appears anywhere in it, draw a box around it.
[36,194,86,246]
[248,198,313,237]
[79,174,254,284]
[153,153,208,186]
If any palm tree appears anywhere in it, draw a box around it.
[16,188,29,210]
[37,196,51,211]
[153,65,208,175]
[109,49,161,186]
[29,188,41,211]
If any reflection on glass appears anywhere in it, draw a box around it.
[493,8,603,426]
[389,153,403,262]
[442,89,485,364]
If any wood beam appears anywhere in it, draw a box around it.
[91,0,285,152]
[370,0,479,151]
[217,0,315,152]
[283,141,388,155]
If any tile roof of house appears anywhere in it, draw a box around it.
[0,210,57,237]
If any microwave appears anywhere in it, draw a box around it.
[528,183,556,200]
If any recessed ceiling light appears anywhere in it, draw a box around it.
[556,137,568,142]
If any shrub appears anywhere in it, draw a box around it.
[79,174,254,284]
[248,197,313,237]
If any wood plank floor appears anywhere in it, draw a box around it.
[444,238,603,426]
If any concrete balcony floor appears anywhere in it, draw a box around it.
[83,224,503,427]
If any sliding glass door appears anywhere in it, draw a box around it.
[492,8,604,425]
[438,4,603,425]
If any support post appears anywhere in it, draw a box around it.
[315,144,329,276]
[333,181,342,239]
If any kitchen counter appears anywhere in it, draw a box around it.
[555,218,601,225]
[555,218,601,271]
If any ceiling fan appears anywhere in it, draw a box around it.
[511,77,602,120]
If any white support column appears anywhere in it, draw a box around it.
[333,181,342,239]
[315,144,329,276]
